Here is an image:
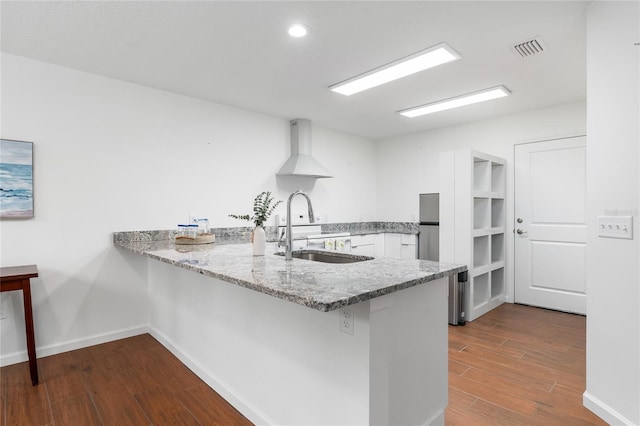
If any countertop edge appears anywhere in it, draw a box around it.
[115,240,466,312]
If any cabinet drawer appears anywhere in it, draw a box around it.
[351,244,376,257]
[401,234,417,245]
[351,234,376,246]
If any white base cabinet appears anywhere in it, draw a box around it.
[149,260,448,425]
[350,234,377,257]
[440,150,506,322]
[383,233,418,259]
[351,233,417,259]
[400,234,418,259]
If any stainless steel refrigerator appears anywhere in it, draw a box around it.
[418,193,466,325]
[418,193,439,261]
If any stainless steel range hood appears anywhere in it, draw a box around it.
[277,118,333,179]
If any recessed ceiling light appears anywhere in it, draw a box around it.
[398,85,511,118]
[288,24,308,38]
[329,42,461,96]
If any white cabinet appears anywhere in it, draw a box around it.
[440,150,506,322]
[384,234,401,258]
[400,234,418,259]
[383,233,417,259]
[400,244,416,259]
[351,234,376,257]
[350,233,417,259]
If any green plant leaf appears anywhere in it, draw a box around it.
[229,191,282,227]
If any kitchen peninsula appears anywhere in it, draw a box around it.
[114,230,466,425]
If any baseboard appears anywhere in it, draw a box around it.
[0,325,148,367]
[426,409,445,426]
[148,327,275,426]
[583,391,636,425]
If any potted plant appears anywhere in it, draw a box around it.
[229,191,282,256]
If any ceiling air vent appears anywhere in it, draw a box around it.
[512,36,547,58]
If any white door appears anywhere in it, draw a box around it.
[514,136,587,314]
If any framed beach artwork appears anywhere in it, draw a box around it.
[0,139,34,218]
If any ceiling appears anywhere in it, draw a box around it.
[0,1,587,140]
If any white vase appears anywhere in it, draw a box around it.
[253,225,266,256]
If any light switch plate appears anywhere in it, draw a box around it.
[597,216,633,239]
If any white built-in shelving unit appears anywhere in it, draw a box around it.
[440,150,506,322]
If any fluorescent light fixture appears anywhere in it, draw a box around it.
[288,24,308,38]
[330,42,461,96]
[398,85,511,118]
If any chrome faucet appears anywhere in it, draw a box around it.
[284,190,315,260]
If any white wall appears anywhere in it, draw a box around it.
[583,2,640,425]
[376,102,586,222]
[375,101,586,302]
[0,53,377,363]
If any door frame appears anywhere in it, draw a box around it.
[506,134,587,306]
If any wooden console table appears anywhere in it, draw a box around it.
[0,265,39,385]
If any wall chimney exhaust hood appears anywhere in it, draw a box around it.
[277,118,333,179]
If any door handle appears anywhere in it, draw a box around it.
[516,229,527,235]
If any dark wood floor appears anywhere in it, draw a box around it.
[0,333,252,425]
[1,303,605,425]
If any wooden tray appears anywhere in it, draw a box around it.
[175,234,215,245]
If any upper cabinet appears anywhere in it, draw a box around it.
[440,150,506,322]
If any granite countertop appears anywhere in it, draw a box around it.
[114,238,466,312]
[112,221,420,247]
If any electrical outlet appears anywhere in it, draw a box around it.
[339,307,354,335]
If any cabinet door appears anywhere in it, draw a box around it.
[384,234,417,259]
[351,234,376,257]
[351,235,376,246]
[352,244,376,256]
[383,234,402,258]
[400,242,417,259]
[401,235,417,259]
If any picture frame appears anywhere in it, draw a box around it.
[1,139,34,218]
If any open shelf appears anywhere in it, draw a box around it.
[474,198,490,229]
[473,236,489,268]
[442,149,507,322]
[491,268,505,299]
[491,162,505,193]
[491,198,505,228]
[473,273,489,308]
[491,233,504,263]
[474,159,491,192]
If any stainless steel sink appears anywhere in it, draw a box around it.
[274,250,373,264]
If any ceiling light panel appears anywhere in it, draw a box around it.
[330,42,461,96]
[399,85,511,118]
[288,24,308,38]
